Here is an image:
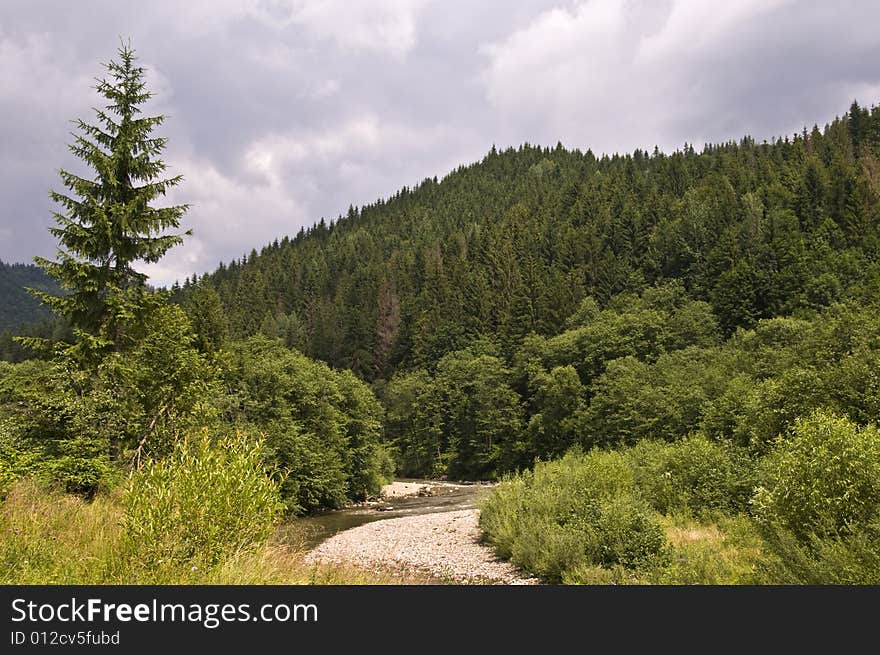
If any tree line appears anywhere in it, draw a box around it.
[175,99,880,479]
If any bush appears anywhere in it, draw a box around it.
[751,411,880,539]
[628,434,755,516]
[751,411,880,583]
[122,432,283,574]
[221,338,389,511]
[0,419,39,496]
[366,442,396,493]
[480,450,667,582]
[756,521,880,584]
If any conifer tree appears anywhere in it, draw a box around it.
[32,42,189,355]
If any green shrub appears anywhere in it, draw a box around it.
[757,521,880,584]
[751,411,880,539]
[751,411,880,583]
[628,434,755,516]
[41,435,120,497]
[366,442,396,492]
[221,338,389,511]
[0,419,39,496]
[480,450,667,582]
[122,432,283,575]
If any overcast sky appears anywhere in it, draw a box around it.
[2,1,879,286]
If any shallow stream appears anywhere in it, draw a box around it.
[281,480,489,550]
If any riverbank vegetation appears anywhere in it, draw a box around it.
[480,412,880,584]
[0,478,429,585]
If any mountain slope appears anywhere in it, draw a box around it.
[180,101,880,381]
[0,261,58,332]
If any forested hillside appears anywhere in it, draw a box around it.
[176,101,880,481]
[4,55,880,584]
[185,102,880,381]
[0,261,58,332]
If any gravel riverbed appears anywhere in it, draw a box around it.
[305,509,537,584]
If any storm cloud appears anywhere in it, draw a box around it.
[1,0,879,285]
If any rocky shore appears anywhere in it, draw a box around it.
[379,480,473,499]
[305,508,537,584]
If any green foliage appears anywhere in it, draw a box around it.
[539,285,719,388]
[182,284,228,354]
[480,451,667,582]
[221,337,390,512]
[435,350,523,478]
[81,305,217,463]
[0,261,59,333]
[583,348,723,447]
[627,435,755,515]
[0,359,115,495]
[382,369,444,477]
[0,307,214,494]
[752,411,880,539]
[122,432,283,573]
[757,521,880,584]
[0,418,41,496]
[525,365,585,460]
[751,409,880,584]
[381,347,523,479]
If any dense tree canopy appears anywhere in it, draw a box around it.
[163,101,880,479]
[179,103,880,382]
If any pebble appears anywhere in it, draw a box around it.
[306,509,537,585]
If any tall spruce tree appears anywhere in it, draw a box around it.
[32,42,189,356]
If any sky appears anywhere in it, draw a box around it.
[2,0,880,287]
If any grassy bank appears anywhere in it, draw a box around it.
[0,479,433,585]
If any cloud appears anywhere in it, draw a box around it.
[141,152,305,283]
[480,0,880,154]
[287,0,431,57]
[0,30,95,254]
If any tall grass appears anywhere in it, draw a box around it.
[645,514,764,584]
[0,479,433,584]
[122,432,284,578]
[0,480,124,584]
[0,428,436,585]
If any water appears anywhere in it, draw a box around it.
[280,481,490,550]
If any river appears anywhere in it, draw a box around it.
[279,480,490,551]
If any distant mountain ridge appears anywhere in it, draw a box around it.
[0,260,58,332]
[177,101,880,382]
